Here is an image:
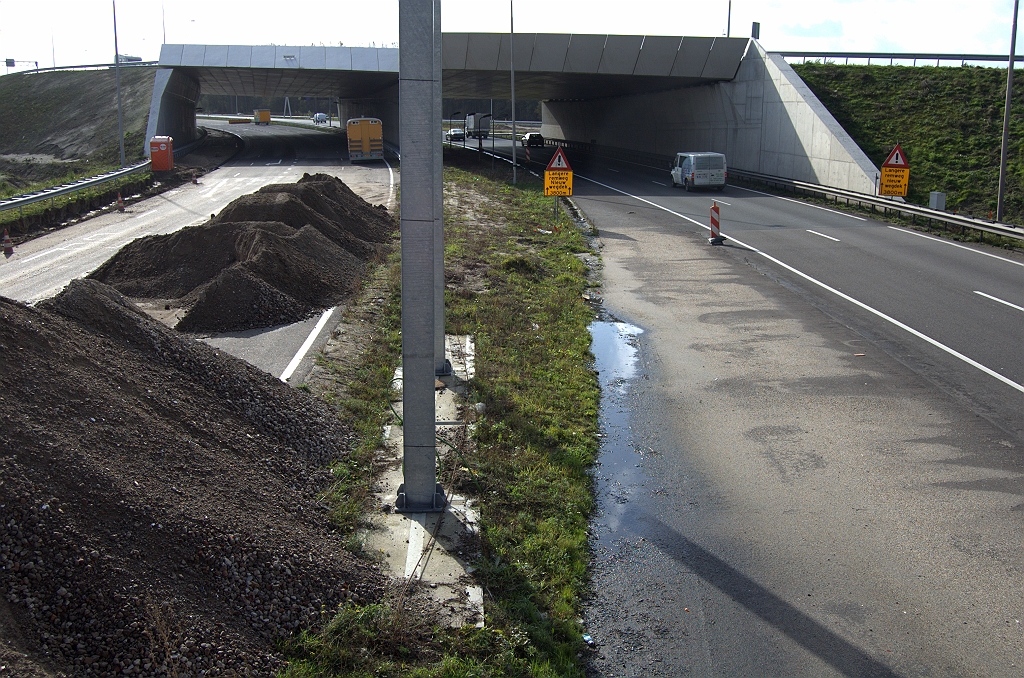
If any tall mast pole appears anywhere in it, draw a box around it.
[998,0,1019,222]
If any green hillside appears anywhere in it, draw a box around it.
[0,67,154,197]
[792,63,1024,224]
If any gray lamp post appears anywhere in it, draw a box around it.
[997,0,1019,222]
[113,0,125,167]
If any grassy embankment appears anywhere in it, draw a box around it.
[283,150,600,677]
[792,62,1024,225]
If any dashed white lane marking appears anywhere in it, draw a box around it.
[577,173,1024,394]
[652,181,667,186]
[732,184,867,221]
[279,306,336,382]
[807,229,841,242]
[607,168,620,173]
[974,290,1024,313]
[887,226,1024,267]
[405,514,427,579]
[713,199,733,206]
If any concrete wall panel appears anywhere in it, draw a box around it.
[351,47,380,72]
[226,46,252,68]
[701,37,748,79]
[634,36,681,76]
[378,48,399,72]
[181,45,207,67]
[530,34,570,71]
[599,35,643,74]
[497,33,536,70]
[203,45,228,67]
[326,47,353,70]
[251,46,275,68]
[465,33,502,70]
[671,37,713,77]
[300,46,327,70]
[442,33,469,69]
[159,44,184,65]
[565,34,605,73]
[275,46,301,69]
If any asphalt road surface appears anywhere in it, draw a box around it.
[478,142,1023,676]
[0,120,396,384]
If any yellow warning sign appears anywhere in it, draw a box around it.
[880,167,909,197]
[544,170,573,196]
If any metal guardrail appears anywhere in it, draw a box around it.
[777,51,1023,67]
[2,61,158,76]
[542,138,1024,243]
[0,129,208,215]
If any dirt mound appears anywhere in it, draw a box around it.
[1,280,385,676]
[90,173,396,333]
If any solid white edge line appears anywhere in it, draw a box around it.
[732,184,867,221]
[279,306,336,382]
[577,173,1024,394]
[886,226,1024,267]
[405,514,426,579]
[383,156,395,208]
[974,290,1024,313]
[806,229,841,242]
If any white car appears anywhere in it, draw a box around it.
[312,113,328,125]
[445,128,466,141]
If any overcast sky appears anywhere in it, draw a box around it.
[0,0,1018,73]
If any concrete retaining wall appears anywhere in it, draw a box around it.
[540,41,879,193]
[143,69,201,156]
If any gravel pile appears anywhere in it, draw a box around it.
[0,280,386,676]
[89,173,396,334]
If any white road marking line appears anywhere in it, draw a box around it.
[279,306,336,382]
[233,172,241,177]
[652,181,667,186]
[201,179,228,197]
[404,514,427,579]
[265,159,282,166]
[807,229,841,242]
[732,184,867,221]
[133,210,157,219]
[887,226,1024,267]
[607,168,620,172]
[974,290,1024,313]
[577,173,1024,394]
[713,199,733,206]
[383,156,395,208]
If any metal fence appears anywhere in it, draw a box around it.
[776,51,1023,67]
[543,138,1024,243]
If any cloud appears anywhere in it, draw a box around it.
[781,20,844,39]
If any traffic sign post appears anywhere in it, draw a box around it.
[879,143,909,197]
[543,148,573,226]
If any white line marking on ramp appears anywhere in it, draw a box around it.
[279,306,335,382]
[652,181,667,186]
[974,290,1024,313]
[577,173,1024,394]
[807,229,841,241]
[887,226,1024,267]
[732,184,866,221]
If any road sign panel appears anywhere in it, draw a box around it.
[882,143,908,168]
[544,169,573,196]
[546,147,572,171]
[880,167,909,196]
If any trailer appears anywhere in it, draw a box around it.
[465,113,490,139]
[347,118,384,161]
[253,109,271,125]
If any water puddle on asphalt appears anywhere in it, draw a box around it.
[589,318,650,551]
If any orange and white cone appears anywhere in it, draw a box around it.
[709,201,726,245]
[2,229,13,256]
[191,169,198,184]
[116,192,125,213]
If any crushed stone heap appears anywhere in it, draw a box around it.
[89,172,396,333]
[0,279,385,676]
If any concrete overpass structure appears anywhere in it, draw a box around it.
[146,35,878,193]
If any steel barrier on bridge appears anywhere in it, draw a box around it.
[543,138,1024,244]
[0,130,208,216]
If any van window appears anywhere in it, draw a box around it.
[695,156,711,170]
[709,155,724,170]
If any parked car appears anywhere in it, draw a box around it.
[312,112,328,125]
[521,132,544,147]
[446,128,466,141]
[670,151,727,191]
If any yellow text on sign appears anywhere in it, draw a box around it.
[544,170,573,196]
[880,167,909,197]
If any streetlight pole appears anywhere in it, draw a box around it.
[998,0,1019,222]
[510,1,517,185]
[113,0,126,167]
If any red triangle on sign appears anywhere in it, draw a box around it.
[546,147,572,171]
[882,143,908,168]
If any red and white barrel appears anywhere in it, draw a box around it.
[709,201,725,244]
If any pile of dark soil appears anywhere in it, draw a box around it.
[0,279,385,676]
[90,173,395,333]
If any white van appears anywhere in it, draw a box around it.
[670,152,727,191]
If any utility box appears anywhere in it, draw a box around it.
[149,136,174,171]
[929,191,946,211]
[253,109,271,125]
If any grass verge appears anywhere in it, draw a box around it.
[283,148,600,677]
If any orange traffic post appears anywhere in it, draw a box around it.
[709,201,726,245]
